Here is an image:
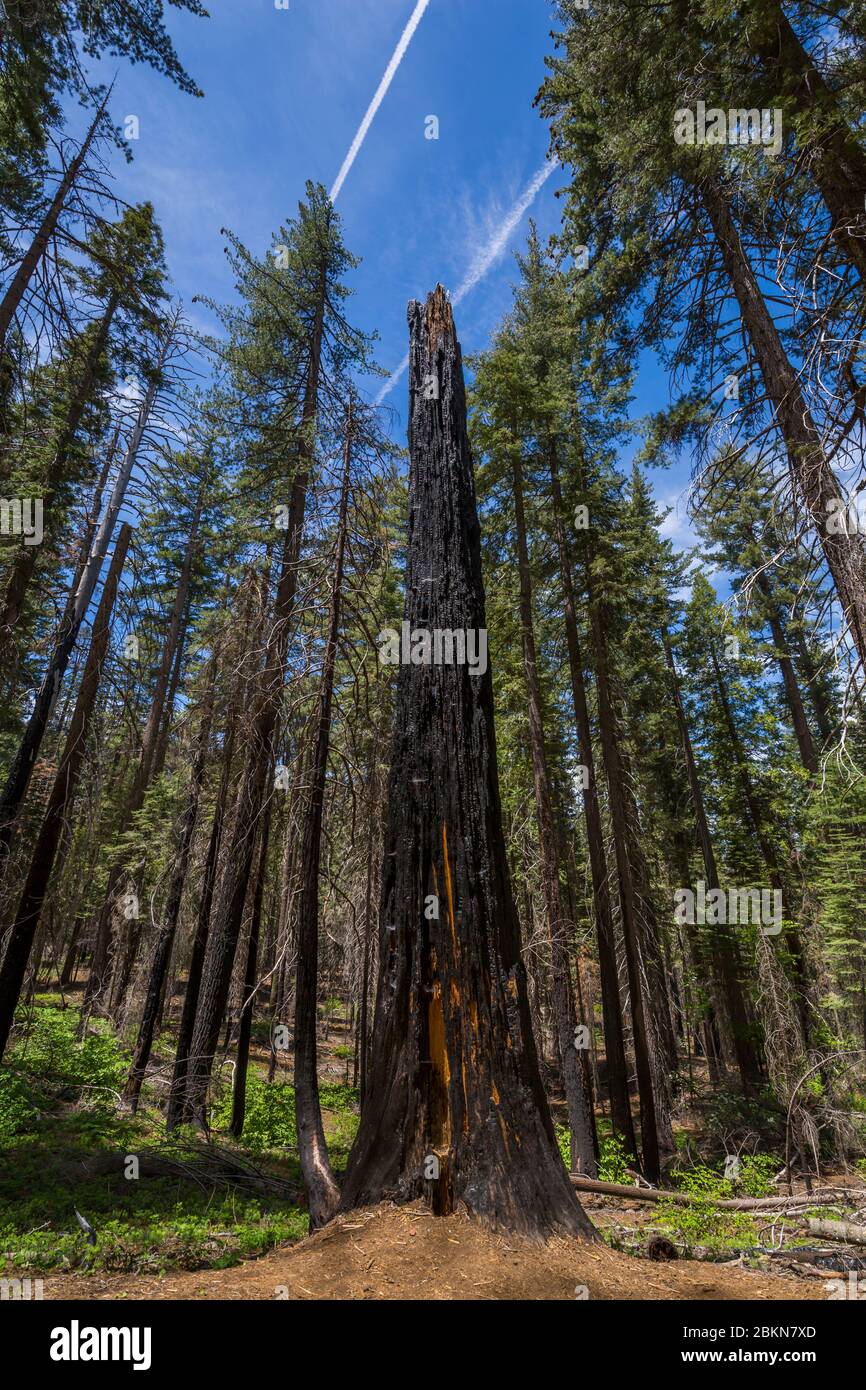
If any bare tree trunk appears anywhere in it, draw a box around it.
[181,267,326,1124]
[0,330,169,876]
[0,524,131,1059]
[663,634,764,1092]
[292,401,356,1225]
[123,657,217,1110]
[510,448,597,1177]
[339,287,595,1238]
[546,442,636,1157]
[588,582,664,1183]
[0,94,109,350]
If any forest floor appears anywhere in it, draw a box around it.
[3,993,864,1301]
[38,1201,827,1301]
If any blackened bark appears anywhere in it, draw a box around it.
[338,288,595,1238]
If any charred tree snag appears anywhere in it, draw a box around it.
[339,288,596,1240]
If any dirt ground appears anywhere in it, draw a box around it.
[41,1200,829,1301]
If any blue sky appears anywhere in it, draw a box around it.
[71,0,696,552]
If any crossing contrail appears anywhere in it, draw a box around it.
[375,159,560,403]
[330,0,432,204]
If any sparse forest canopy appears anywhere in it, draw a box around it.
[1,0,866,1312]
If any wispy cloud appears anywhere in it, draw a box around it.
[374,159,559,403]
[330,0,432,204]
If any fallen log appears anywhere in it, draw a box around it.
[806,1216,866,1245]
[569,1175,864,1211]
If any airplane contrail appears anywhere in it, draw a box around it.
[330,0,432,204]
[374,159,560,403]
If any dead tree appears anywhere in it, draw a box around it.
[339,287,596,1239]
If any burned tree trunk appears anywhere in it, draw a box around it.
[339,288,595,1239]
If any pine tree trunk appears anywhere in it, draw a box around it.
[292,402,356,1225]
[0,294,118,646]
[166,577,254,1128]
[546,442,637,1157]
[588,583,664,1182]
[0,95,108,352]
[0,524,131,1060]
[663,635,764,1091]
[105,497,202,1016]
[180,269,326,1124]
[0,334,167,876]
[702,173,866,674]
[229,801,272,1137]
[748,0,866,281]
[755,576,819,775]
[123,658,217,1110]
[510,450,597,1177]
[338,287,595,1238]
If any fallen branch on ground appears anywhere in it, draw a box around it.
[569,1175,865,1210]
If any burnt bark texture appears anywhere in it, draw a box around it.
[338,287,595,1239]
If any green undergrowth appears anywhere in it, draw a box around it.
[0,1003,329,1274]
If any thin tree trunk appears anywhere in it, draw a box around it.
[546,441,637,1157]
[123,656,217,1110]
[755,575,819,775]
[663,634,764,1091]
[0,524,131,1060]
[292,401,356,1224]
[0,94,109,350]
[229,800,272,1137]
[0,293,119,644]
[588,581,663,1183]
[106,495,203,1015]
[0,331,168,875]
[510,449,597,1177]
[181,267,326,1124]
